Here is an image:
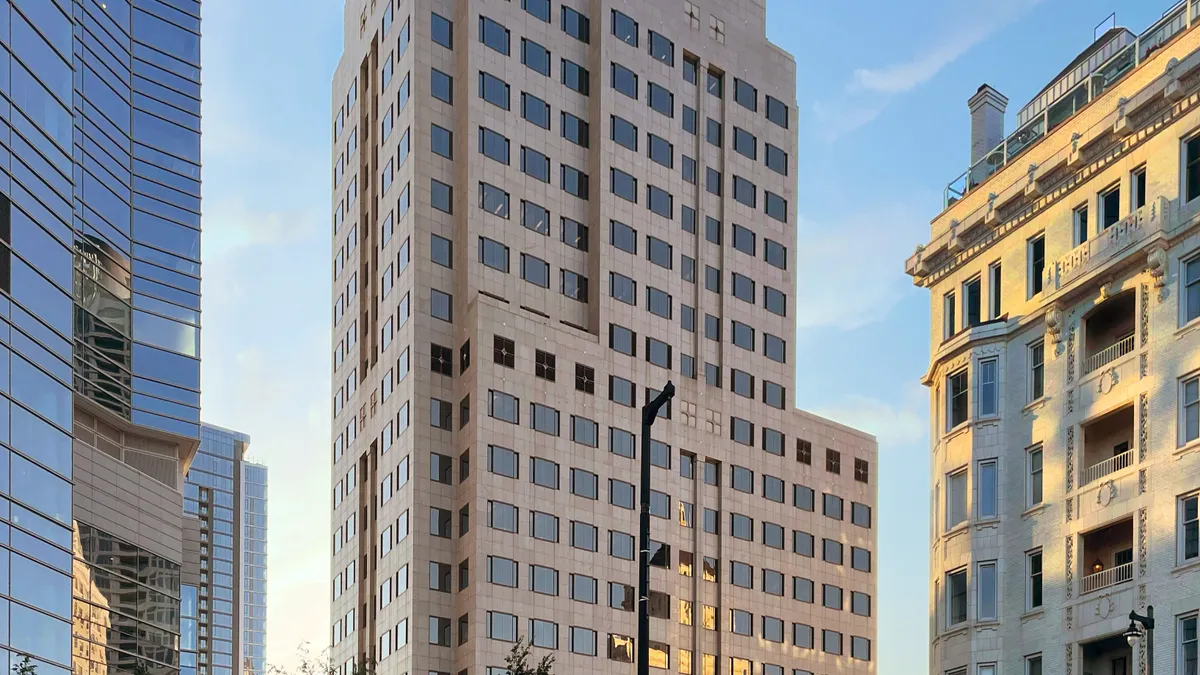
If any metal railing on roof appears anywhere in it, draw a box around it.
[945,0,1199,208]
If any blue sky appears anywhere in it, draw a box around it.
[195,0,1169,670]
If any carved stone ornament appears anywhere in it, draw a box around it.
[1066,606,1073,630]
[1148,246,1168,288]
[1139,393,1149,462]
[1139,469,1146,495]
[1046,306,1064,344]
[1066,498,1074,521]
[1099,278,1115,301]
[1065,536,1074,600]
[1067,325,1077,383]
[1140,353,1148,379]
[1071,132,1082,153]
[1095,593,1116,619]
[1140,283,1150,345]
[948,219,963,253]
[1027,163,1039,185]
[1067,388,1075,414]
[1096,480,1117,507]
[1066,643,1074,675]
[1066,426,1075,492]
[1138,508,1148,578]
[1098,367,1120,395]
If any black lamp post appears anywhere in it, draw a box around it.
[1123,605,1155,674]
[637,381,675,675]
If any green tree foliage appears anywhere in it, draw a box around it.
[504,637,554,675]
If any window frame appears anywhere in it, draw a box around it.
[1179,492,1199,565]
[1026,445,1044,509]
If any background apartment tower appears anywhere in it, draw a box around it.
[182,425,269,675]
[907,5,1200,674]
[331,0,877,674]
[0,0,203,674]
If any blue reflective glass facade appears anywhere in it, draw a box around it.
[184,426,266,675]
[0,0,201,669]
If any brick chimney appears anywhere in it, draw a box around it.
[968,84,1008,165]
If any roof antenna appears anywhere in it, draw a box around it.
[1094,12,1116,42]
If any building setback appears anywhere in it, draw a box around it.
[908,4,1200,674]
[330,0,877,674]
[182,424,269,675]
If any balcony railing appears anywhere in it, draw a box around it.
[1044,198,1166,293]
[1080,448,1135,486]
[944,0,1198,207]
[1080,561,1134,594]
[1083,333,1136,374]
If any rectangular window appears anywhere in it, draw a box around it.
[947,369,968,429]
[989,261,1002,319]
[943,291,956,340]
[521,92,550,129]
[561,112,588,147]
[561,6,590,43]
[1185,255,1200,324]
[978,460,997,519]
[523,0,550,21]
[1132,165,1147,209]
[1028,234,1045,297]
[521,38,550,76]
[1027,445,1043,508]
[946,569,967,626]
[1177,613,1197,673]
[976,561,997,621]
[964,277,981,328]
[1025,549,1042,610]
[978,358,998,417]
[649,31,673,65]
[561,164,588,199]
[521,146,550,182]
[1029,339,1045,401]
[479,72,511,109]
[648,134,673,168]
[765,143,787,175]
[431,12,453,49]
[561,58,589,95]
[946,468,967,529]
[611,62,638,98]
[1100,185,1120,229]
[479,16,510,55]
[611,9,637,45]
[431,68,453,103]
[1025,655,1042,675]
[1180,493,1199,563]
[479,127,510,164]
[648,82,673,117]
[1074,204,1090,245]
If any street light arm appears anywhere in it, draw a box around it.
[642,381,675,424]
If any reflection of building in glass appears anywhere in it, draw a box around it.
[183,424,267,675]
[71,522,182,675]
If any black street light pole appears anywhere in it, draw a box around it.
[638,381,675,675]
[1123,605,1155,673]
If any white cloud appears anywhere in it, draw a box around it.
[812,0,1045,141]
[795,201,929,330]
[809,386,928,451]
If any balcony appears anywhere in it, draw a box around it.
[1081,634,1132,675]
[944,0,1197,206]
[1045,202,1165,294]
[1082,291,1137,375]
[1080,405,1135,486]
[1078,518,1134,595]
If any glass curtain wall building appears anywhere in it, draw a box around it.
[0,0,203,673]
[183,425,268,675]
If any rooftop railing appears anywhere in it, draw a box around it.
[945,0,1198,208]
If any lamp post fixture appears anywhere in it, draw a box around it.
[637,381,675,675]
[1123,605,1155,674]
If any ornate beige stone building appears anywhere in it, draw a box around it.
[907,4,1200,675]
[329,0,878,674]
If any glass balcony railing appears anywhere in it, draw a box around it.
[944,0,1198,208]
